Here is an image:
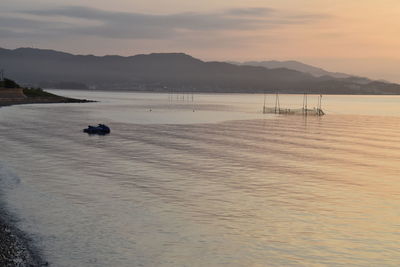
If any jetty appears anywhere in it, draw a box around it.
[262,93,325,116]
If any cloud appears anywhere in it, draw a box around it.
[225,7,275,17]
[0,16,69,38]
[0,28,31,38]
[288,13,333,23]
[0,6,331,40]
[24,6,269,33]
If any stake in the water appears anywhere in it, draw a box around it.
[263,91,267,114]
[263,92,325,116]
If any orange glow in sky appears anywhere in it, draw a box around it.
[1,0,400,81]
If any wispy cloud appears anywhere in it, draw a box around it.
[225,7,275,17]
[0,6,331,40]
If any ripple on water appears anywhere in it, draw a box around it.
[0,95,399,266]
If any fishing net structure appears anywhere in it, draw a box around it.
[261,94,324,116]
[262,107,325,116]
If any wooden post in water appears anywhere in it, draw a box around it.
[274,92,281,114]
[277,93,280,113]
[318,94,323,116]
[192,89,195,112]
[305,92,308,116]
[263,91,266,114]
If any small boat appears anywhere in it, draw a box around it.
[83,124,111,135]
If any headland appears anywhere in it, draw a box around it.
[0,78,94,108]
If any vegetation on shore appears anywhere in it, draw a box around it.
[0,78,58,97]
[0,78,20,89]
[22,87,60,98]
[0,78,95,106]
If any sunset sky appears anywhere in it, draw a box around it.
[1,0,400,82]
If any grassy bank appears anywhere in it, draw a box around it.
[22,87,61,98]
[0,79,95,107]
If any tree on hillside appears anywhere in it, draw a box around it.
[0,78,20,88]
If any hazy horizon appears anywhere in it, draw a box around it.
[1,0,400,82]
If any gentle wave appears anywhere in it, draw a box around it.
[0,93,399,266]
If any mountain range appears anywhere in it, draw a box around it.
[1,47,399,94]
[235,61,351,79]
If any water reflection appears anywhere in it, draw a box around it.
[0,92,399,266]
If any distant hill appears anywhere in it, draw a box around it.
[1,47,399,94]
[235,60,351,79]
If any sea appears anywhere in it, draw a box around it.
[0,90,399,266]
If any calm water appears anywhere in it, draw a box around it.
[0,91,400,266]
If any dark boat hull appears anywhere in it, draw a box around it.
[83,124,110,135]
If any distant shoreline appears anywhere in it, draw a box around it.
[0,96,95,108]
[47,88,400,96]
[0,82,96,108]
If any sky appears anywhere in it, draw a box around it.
[1,0,400,82]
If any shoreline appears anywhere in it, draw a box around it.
[0,93,93,266]
[48,88,400,96]
[0,97,95,108]
[0,201,47,266]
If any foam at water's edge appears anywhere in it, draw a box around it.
[0,163,47,266]
[0,163,21,191]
